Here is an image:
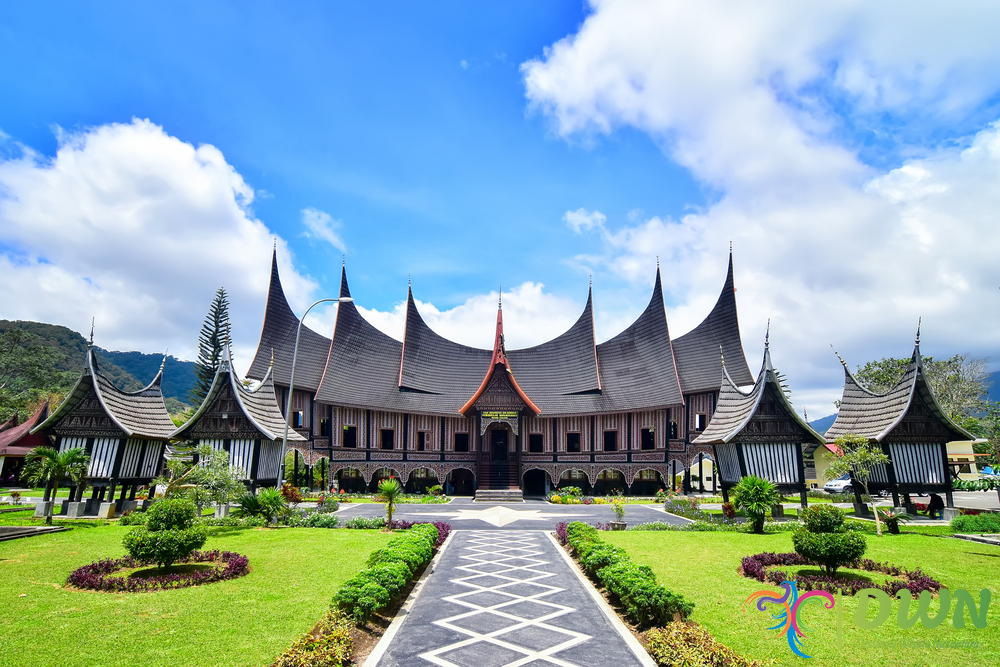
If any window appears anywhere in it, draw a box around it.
[603,430,617,452]
[412,467,428,478]
[380,429,395,450]
[669,421,678,439]
[566,432,581,453]
[320,419,331,437]
[417,432,427,451]
[528,434,543,453]
[695,413,707,431]
[454,433,470,452]
[292,411,304,428]
[639,469,659,480]
[640,428,655,450]
[342,425,357,448]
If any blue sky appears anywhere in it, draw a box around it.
[2,1,1000,417]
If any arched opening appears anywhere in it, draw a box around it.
[690,453,716,494]
[406,467,439,494]
[335,467,365,493]
[668,460,685,493]
[522,469,551,497]
[368,467,401,492]
[312,457,331,493]
[558,469,592,496]
[631,469,664,496]
[446,468,476,496]
[594,469,626,496]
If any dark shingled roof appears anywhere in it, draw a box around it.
[398,286,493,400]
[590,268,684,413]
[672,253,753,394]
[825,341,974,443]
[172,344,305,442]
[247,250,332,391]
[33,349,176,439]
[693,345,824,445]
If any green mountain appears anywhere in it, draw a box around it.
[0,320,196,407]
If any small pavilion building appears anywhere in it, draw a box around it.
[693,340,825,506]
[31,347,175,515]
[824,332,974,509]
[0,404,50,484]
[170,345,305,490]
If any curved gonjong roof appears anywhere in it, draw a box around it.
[33,348,175,439]
[246,250,332,392]
[693,342,824,446]
[824,334,974,443]
[171,344,305,442]
[671,253,753,394]
[260,255,746,416]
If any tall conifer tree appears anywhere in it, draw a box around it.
[190,288,231,404]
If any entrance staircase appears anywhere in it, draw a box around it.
[474,459,524,502]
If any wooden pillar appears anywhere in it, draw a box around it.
[293,449,299,487]
[698,453,705,494]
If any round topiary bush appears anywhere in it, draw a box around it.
[800,505,845,533]
[123,498,207,569]
[792,530,867,574]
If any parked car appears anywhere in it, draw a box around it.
[824,474,853,494]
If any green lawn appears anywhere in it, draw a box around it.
[0,524,392,667]
[604,531,999,667]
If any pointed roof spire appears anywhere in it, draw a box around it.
[89,318,95,347]
[830,343,848,368]
[915,317,922,347]
[498,284,502,310]
[492,296,507,365]
[339,261,352,299]
[765,319,770,349]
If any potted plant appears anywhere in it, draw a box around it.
[876,507,912,535]
[610,497,627,530]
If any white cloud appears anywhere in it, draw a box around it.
[0,119,317,370]
[301,207,347,253]
[564,207,606,234]
[523,0,1000,418]
[309,282,583,351]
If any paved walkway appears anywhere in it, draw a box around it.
[372,530,653,667]
[336,497,686,530]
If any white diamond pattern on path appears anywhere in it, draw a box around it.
[419,531,592,667]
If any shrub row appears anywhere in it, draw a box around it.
[332,524,442,622]
[564,522,693,627]
[647,621,763,667]
[199,515,269,528]
[271,610,353,667]
[951,513,1000,533]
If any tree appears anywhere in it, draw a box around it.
[122,498,207,569]
[0,328,76,423]
[151,443,244,516]
[378,478,403,527]
[189,288,231,405]
[20,446,90,525]
[826,434,890,536]
[731,475,780,534]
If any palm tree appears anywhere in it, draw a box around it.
[378,478,403,528]
[731,475,780,534]
[21,447,90,525]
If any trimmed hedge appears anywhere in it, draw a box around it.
[332,523,442,622]
[565,521,693,626]
[950,513,1000,533]
[271,610,353,667]
[792,529,867,574]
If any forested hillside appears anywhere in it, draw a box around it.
[0,320,196,406]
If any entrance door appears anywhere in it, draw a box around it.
[491,429,508,461]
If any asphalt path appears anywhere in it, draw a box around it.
[333,497,688,530]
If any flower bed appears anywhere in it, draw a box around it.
[67,550,249,592]
[740,551,942,597]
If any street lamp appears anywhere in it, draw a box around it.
[277,296,353,489]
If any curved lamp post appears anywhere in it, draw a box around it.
[277,296,352,489]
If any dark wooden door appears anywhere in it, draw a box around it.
[491,429,508,461]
